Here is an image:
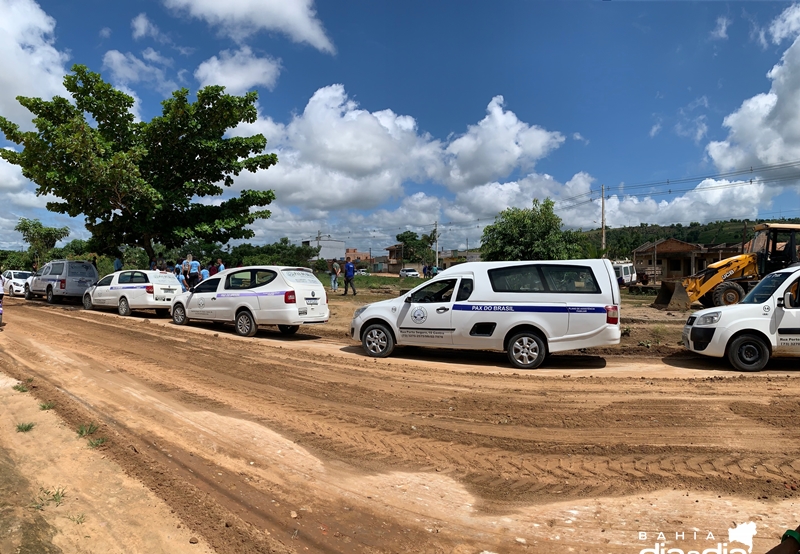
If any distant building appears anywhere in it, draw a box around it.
[632,239,742,282]
[439,249,482,269]
[302,238,345,261]
[345,247,370,262]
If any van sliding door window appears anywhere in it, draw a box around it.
[488,265,545,293]
[540,265,600,293]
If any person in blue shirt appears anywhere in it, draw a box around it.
[174,266,188,292]
[200,264,210,282]
[186,253,201,288]
[342,257,357,296]
[216,258,225,272]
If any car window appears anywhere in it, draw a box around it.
[130,271,148,284]
[193,278,220,294]
[2,271,8,278]
[226,270,252,290]
[68,263,95,277]
[118,272,133,284]
[49,262,65,276]
[409,279,457,303]
[541,265,600,293]
[488,265,545,293]
[150,273,180,285]
[742,271,792,304]
[281,268,320,285]
[13,272,31,280]
[456,278,474,301]
[97,275,113,287]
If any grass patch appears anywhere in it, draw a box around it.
[87,437,107,449]
[31,487,66,510]
[50,486,67,506]
[650,323,667,345]
[25,377,34,383]
[12,383,28,393]
[16,422,35,433]
[39,401,55,410]
[76,423,98,437]
[67,513,86,524]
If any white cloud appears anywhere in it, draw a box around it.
[711,16,731,40]
[675,115,708,143]
[141,47,172,66]
[102,50,177,95]
[572,132,589,145]
[0,0,69,130]
[194,47,281,94]
[132,13,167,42]
[769,4,800,44]
[0,157,26,191]
[99,26,111,39]
[162,0,335,54]
[649,121,662,138]
[442,96,564,191]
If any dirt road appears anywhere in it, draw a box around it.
[2,296,800,553]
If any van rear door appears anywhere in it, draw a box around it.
[67,262,97,296]
[540,264,611,337]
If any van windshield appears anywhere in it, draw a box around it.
[741,272,792,304]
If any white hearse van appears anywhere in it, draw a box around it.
[351,260,621,369]
[612,262,637,286]
[683,265,800,371]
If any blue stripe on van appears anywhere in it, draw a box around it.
[452,304,606,314]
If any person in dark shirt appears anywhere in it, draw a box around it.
[342,257,356,296]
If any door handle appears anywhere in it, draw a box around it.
[211,297,216,301]
[436,307,449,313]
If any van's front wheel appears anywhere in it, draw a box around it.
[507,332,547,369]
[727,334,769,372]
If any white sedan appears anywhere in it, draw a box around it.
[170,266,330,336]
[399,268,420,278]
[3,270,32,296]
[83,270,182,317]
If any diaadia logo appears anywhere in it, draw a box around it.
[637,522,756,554]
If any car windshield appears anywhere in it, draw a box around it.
[12,271,31,279]
[741,271,793,304]
[281,268,321,285]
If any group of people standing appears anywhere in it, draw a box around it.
[329,257,357,296]
[421,264,439,279]
[139,253,226,292]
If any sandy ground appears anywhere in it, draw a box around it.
[1,294,800,553]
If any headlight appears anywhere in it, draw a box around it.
[696,311,721,326]
[353,306,367,319]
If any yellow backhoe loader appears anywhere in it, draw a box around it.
[653,223,800,310]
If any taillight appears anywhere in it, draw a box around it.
[146,285,154,294]
[284,290,296,304]
[605,305,619,325]
[59,279,66,290]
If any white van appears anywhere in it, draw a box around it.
[612,262,636,286]
[682,265,800,371]
[351,260,621,369]
[25,260,99,303]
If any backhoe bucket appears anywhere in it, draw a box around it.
[652,280,692,311]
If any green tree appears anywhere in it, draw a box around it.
[480,198,585,261]
[230,238,319,267]
[395,230,435,263]
[14,218,70,265]
[0,65,277,260]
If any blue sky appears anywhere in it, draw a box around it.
[2,0,800,254]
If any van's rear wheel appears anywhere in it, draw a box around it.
[118,297,131,316]
[362,323,394,358]
[278,325,299,335]
[727,334,769,372]
[507,332,547,369]
[713,282,746,306]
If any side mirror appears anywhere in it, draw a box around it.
[404,296,412,303]
[188,287,195,293]
[783,290,794,308]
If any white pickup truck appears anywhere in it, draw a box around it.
[682,265,800,371]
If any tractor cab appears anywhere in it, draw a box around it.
[749,223,800,275]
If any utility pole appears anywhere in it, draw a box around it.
[434,220,439,269]
[601,184,606,256]
[741,221,747,253]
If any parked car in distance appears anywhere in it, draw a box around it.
[399,268,420,278]
[171,266,329,337]
[682,265,800,371]
[83,270,182,317]
[3,270,32,296]
[353,259,621,369]
[25,260,98,303]
[355,269,370,276]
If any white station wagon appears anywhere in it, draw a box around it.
[83,270,182,317]
[170,266,329,336]
[352,259,621,369]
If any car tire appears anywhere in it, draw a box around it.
[172,303,188,325]
[118,297,131,317]
[713,281,746,306]
[362,323,395,358]
[155,308,169,318]
[235,310,258,337]
[507,331,547,369]
[727,334,770,372]
[46,287,55,304]
[7,287,14,298]
[278,325,299,335]
[25,285,33,300]
[83,294,93,310]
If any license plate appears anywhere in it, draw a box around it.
[306,298,319,305]
[163,288,175,293]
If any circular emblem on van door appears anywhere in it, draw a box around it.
[411,306,428,324]
[198,298,205,308]
[763,305,770,313]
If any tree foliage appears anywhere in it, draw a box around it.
[229,238,320,268]
[0,65,277,259]
[480,198,585,261]
[14,218,70,263]
[395,230,436,264]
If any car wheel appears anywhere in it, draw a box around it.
[24,285,33,301]
[713,281,746,306]
[155,308,169,318]
[83,294,93,310]
[118,297,131,317]
[46,287,55,304]
[507,331,547,369]
[278,325,299,335]
[172,304,188,325]
[235,310,258,337]
[727,334,769,372]
[7,287,14,298]
[362,323,395,358]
